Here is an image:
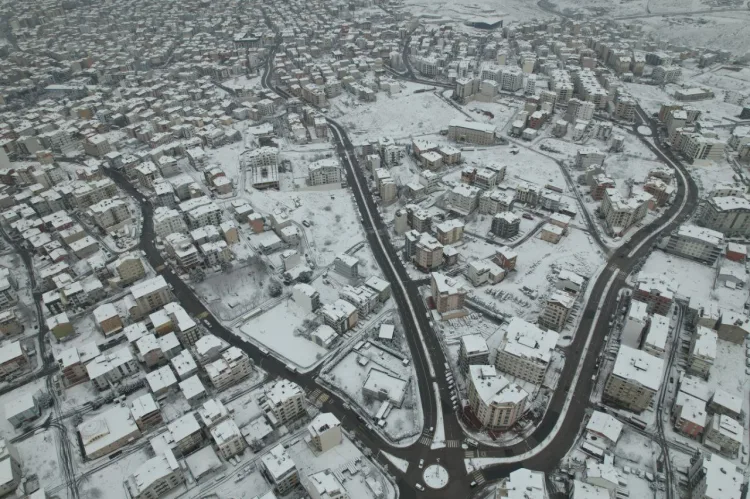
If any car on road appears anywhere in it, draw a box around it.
[470,481,477,488]
[415,483,424,491]
[418,459,424,469]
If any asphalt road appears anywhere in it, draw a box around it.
[99,43,702,499]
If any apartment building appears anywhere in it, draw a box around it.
[129,276,171,320]
[168,413,204,455]
[265,379,305,426]
[459,334,490,374]
[662,224,724,265]
[495,317,559,384]
[448,120,496,145]
[130,393,163,431]
[480,189,515,215]
[308,159,341,186]
[491,212,520,238]
[125,449,183,499]
[57,342,99,386]
[431,272,467,317]
[688,326,717,379]
[307,412,342,454]
[703,414,743,457]
[413,234,444,271]
[468,365,528,430]
[600,188,652,236]
[699,196,750,238]
[448,184,481,215]
[89,198,131,232]
[210,419,246,459]
[633,275,674,316]
[538,291,576,332]
[0,341,28,378]
[688,452,743,499]
[434,219,464,245]
[205,347,252,390]
[153,207,188,239]
[320,299,358,334]
[467,259,505,287]
[114,253,146,286]
[261,444,299,495]
[644,314,670,358]
[86,347,139,390]
[603,345,663,413]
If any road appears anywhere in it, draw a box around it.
[98,40,701,499]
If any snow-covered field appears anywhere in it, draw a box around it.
[332,83,465,141]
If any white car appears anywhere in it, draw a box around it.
[418,459,424,469]
[415,483,424,491]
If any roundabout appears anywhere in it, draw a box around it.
[423,464,449,489]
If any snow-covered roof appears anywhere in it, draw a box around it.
[676,224,724,246]
[679,395,707,427]
[128,449,179,495]
[610,345,664,392]
[501,317,559,364]
[131,393,159,421]
[146,365,177,393]
[210,418,242,446]
[78,406,140,457]
[378,324,395,340]
[627,299,649,322]
[93,302,119,323]
[179,375,205,400]
[691,326,717,360]
[431,272,466,296]
[460,334,489,356]
[168,413,200,443]
[469,365,528,407]
[130,275,168,299]
[449,119,496,133]
[571,479,609,499]
[504,468,546,499]
[709,414,743,445]
[265,379,303,407]
[645,314,670,352]
[585,411,623,444]
[699,453,743,498]
[712,389,742,415]
[261,444,296,480]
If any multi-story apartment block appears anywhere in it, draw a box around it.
[205,347,252,390]
[307,413,342,454]
[633,275,674,316]
[126,449,183,499]
[431,272,467,316]
[479,189,515,215]
[538,291,576,332]
[89,198,131,232]
[688,326,717,379]
[153,207,188,239]
[459,334,490,374]
[600,188,652,236]
[448,184,481,215]
[210,419,246,459]
[261,444,299,495]
[699,196,750,238]
[491,212,520,238]
[0,341,29,379]
[308,159,341,186]
[448,120,496,145]
[661,224,724,265]
[434,219,465,245]
[414,234,443,271]
[495,317,559,384]
[603,345,663,413]
[86,347,139,390]
[688,452,743,499]
[468,365,528,430]
[187,203,222,229]
[265,379,305,425]
[114,253,146,286]
[129,276,171,320]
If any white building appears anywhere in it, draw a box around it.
[495,317,559,384]
[265,379,305,425]
[468,365,528,430]
[307,412,342,454]
[125,449,183,499]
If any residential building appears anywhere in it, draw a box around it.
[704,415,743,457]
[497,469,547,499]
[308,159,341,186]
[603,345,663,413]
[467,365,528,430]
[265,379,305,425]
[307,413,342,454]
[431,272,467,318]
[538,291,576,332]
[210,419,246,459]
[261,444,299,495]
[466,259,505,287]
[414,234,443,271]
[0,341,28,378]
[633,275,674,316]
[333,254,359,280]
[688,452,743,499]
[688,326,717,379]
[699,196,750,238]
[304,470,348,499]
[292,283,320,313]
[491,212,520,238]
[86,347,139,390]
[129,276,171,320]
[495,317,559,384]
[447,120,496,145]
[205,347,252,390]
[662,224,724,265]
[644,314,670,358]
[130,393,163,431]
[600,188,651,236]
[434,219,464,245]
[125,449,183,499]
[458,334,490,374]
[93,303,123,336]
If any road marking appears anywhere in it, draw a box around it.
[418,435,432,446]
[472,470,486,485]
[446,439,461,448]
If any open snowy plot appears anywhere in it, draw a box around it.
[288,435,396,499]
[49,314,102,359]
[459,144,570,193]
[241,185,365,267]
[15,429,63,494]
[0,252,36,332]
[639,11,750,55]
[463,210,540,243]
[193,256,277,321]
[239,298,328,369]
[321,345,421,443]
[204,138,244,181]
[222,74,262,92]
[691,66,750,94]
[469,228,605,322]
[464,99,520,131]
[605,154,665,188]
[625,81,742,124]
[332,83,465,141]
[688,161,737,197]
[640,250,747,312]
[0,378,47,438]
[401,0,545,23]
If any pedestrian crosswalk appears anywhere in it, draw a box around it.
[465,450,488,458]
[418,435,432,446]
[308,388,322,400]
[446,439,461,448]
[471,470,486,486]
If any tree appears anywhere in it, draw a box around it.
[220,260,233,272]
[190,268,205,282]
[268,279,282,297]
